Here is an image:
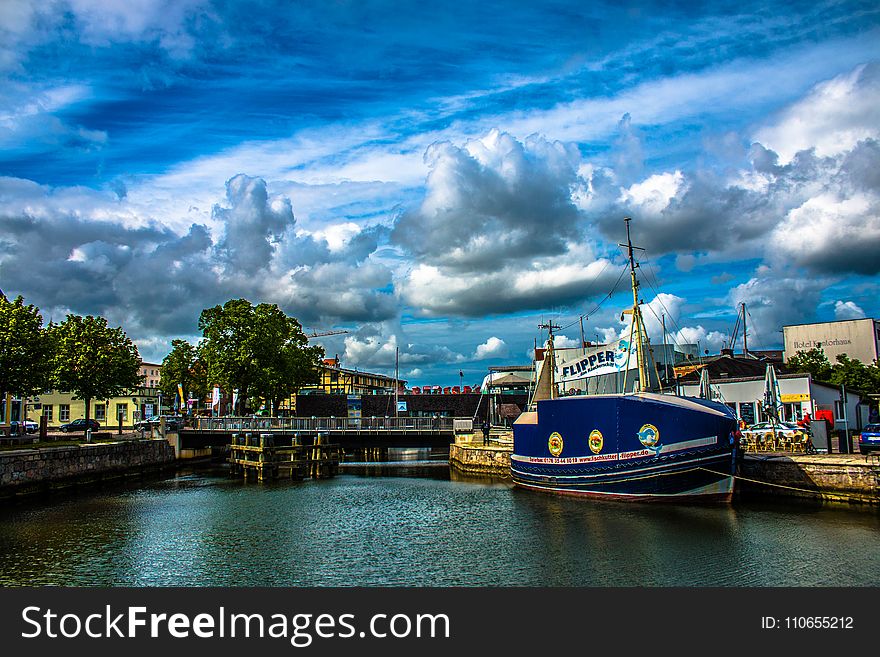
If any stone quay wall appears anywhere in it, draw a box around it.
[449,443,511,477]
[738,454,880,505]
[0,439,176,498]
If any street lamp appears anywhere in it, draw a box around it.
[157,392,163,417]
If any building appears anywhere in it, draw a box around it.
[676,355,871,431]
[27,386,162,429]
[783,318,880,366]
[23,361,164,429]
[139,361,162,388]
[301,356,406,395]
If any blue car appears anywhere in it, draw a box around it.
[859,423,880,455]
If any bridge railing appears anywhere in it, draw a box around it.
[190,416,463,432]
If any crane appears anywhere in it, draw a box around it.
[306,329,349,338]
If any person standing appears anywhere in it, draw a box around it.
[481,419,490,446]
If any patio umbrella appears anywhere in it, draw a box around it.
[762,364,783,421]
[763,364,784,447]
[699,367,711,399]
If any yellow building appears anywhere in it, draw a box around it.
[304,357,405,394]
[27,387,162,429]
[24,361,165,429]
[279,358,406,412]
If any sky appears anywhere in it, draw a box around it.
[1,0,879,388]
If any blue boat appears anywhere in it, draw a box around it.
[511,218,739,502]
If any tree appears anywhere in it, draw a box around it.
[0,293,53,425]
[49,315,143,427]
[787,348,833,382]
[830,354,880,396]
[197,299,323,414]
[159,339,207,411]
[248,304,324,413]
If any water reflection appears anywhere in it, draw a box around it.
[0,458,878,587]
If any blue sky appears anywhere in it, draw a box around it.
[1,0,879,386]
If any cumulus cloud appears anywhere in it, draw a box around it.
[728,272,830,349]
[342,330,465,370]
[399,253,620,317]
[0,173,401,362]
[474,337,508,360]
[391,129,584,272]
[834,300,866,320]
[213,174,293,275]
[755,63,880,164]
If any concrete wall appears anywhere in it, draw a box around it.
[0,439,175,498]
[739,454,879,504]
[449,443,511,476]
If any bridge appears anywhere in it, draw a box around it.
[177,416,475,451]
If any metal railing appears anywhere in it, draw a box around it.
[189,416,462,433]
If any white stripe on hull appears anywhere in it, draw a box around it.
[511,451,730,482]
[512,475,735,501]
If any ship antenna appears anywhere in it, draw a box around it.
[619,217,649,393]
[537,320,561,400]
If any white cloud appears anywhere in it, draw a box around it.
[474,337,508,360]
[834,300,866,320]
[754,63,880,164]
[620,171,685,215]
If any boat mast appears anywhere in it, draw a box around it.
[622,217,649,393]
[537,320,560,400]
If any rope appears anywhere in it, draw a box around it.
[698,466,878,503]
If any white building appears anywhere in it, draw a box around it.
[783,318,880,366]
[680,373,870,431]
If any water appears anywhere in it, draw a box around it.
[1,456,878,587]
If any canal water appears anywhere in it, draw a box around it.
[1,453,878,587]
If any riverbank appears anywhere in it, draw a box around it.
[0,438,176,499]
[738,452,880,505]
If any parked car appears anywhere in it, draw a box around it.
[858,423,880,455]
[9,420,38,435]
[59,418,100,433]
[134,416,181,432]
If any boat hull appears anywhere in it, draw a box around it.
[511,393,738,502]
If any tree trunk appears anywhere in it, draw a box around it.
[84,397,91,427]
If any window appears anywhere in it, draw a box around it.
[115,403,128,422]
[44,405,53,422]
[834,400,845,420]
[95,403,106,421]
[59,404,70,422]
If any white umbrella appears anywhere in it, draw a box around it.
[763,364,783,421]
[699,367,711,399]
[763,364,784,448]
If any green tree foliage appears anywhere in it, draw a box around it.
[788,348,880,397]
[786,348,833,381]
[830,354,880,395]
[49,315,143,426]
[198,299,323,414]
[159,339,208,411]
[0,294,53,423]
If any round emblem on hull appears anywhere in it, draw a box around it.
[548,432,564,457]
[588,429,603,454]
[637,423,660,448]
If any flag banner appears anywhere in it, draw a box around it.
[554,337,639,383]
[212,386,220,409]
